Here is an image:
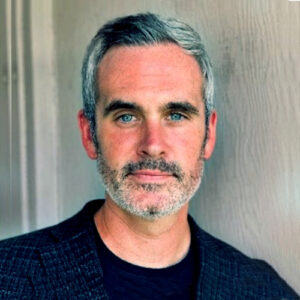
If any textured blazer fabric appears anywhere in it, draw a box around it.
[0,200,299,299]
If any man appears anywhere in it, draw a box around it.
[0,13,298,299]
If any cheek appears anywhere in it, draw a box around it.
[165,130,204,173]
[167,128,204,164]
[98,127,138,165]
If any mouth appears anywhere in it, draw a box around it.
[128,170,174,182]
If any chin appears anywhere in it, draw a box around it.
[109,189,190,220]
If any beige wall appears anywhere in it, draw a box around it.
[1,0,299,293]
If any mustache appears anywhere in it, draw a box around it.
[121,159,183,181]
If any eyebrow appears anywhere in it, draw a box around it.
[103,99,200,117]
[164,101,200,115]
[103,100,143,117]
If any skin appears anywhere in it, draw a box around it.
[78,43,217,268]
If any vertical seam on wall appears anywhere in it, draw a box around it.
[16,0,29,233]
[6,0,12,219]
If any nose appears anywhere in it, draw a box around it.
[137,121,167,158]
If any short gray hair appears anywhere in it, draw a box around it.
[81,13,214,144]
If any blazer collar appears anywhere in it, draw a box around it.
[188,216,208,300]
[37,200,109,299]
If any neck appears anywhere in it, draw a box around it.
[94,197,191,268]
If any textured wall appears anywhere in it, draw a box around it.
[1,0,299,293]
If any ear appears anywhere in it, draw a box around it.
[203,110,217,160]
[77,109,98,160]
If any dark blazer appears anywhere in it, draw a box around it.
[0,200,298,299]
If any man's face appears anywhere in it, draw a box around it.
[87,43,216,219]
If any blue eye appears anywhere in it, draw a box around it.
[118,114,134,123]
[169,113,184,121]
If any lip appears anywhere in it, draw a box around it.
[128,170,173,182]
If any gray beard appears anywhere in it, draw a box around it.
[96,153,205,220]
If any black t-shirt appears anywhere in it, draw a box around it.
[93,221,197,300]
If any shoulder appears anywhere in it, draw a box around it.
[0,200,103,298]
[0,225,56,272]
[0,226,56,298]
[189,216,299,299]
[0,200,102,266]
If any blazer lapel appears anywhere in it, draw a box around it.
[35,201,109,299]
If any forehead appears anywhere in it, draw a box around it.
[97,43,203,104]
